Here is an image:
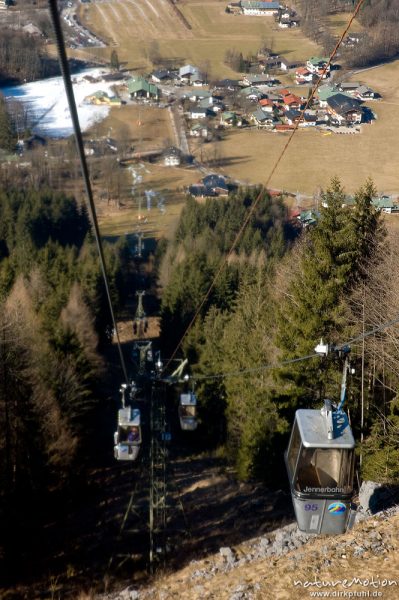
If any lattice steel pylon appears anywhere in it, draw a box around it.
[149,380,168,572]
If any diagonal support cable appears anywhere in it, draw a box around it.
[48,0,128,383]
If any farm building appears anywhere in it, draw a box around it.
[127,77,160,100]
[241,1,281,16]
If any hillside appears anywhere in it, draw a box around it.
[101,505,399,600]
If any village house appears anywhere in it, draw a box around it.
[151,69,176,84]
[199,97,223,112]
[163,146,182,167]
[284,109,302,126]
[188,106,214,119]
[338,82,361,93]
[317,84,340,107]
[326,93,363,124]
[258,98,276,112]
[306,57,330,78]
[128,77,160,100]
[278,9,300,28]
[241,1,281,16]
[251,107,276,128]
[188,174,231,198]
[353,85,377,101]
[202,174,230,195]
[240,86,264,102]
[212,79,242,93]
[188,90,213,102]
[220,111,242,127]
[179,65,205,86]
[241,73,273,86]
[189,123,209,138]
[371,196,399,213]
[260,56,282,70]
[295,67,314,84]
[282,93,302,110]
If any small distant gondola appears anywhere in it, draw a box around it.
[285,399,356,534]
[178,392,198,431]
[114,406,142,461]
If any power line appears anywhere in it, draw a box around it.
[48,0,129,384]
[163,0,367,373]
[192,314,399,383]
[337,315,399,349]
[193,352,320,382]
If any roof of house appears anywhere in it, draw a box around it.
[164,145,181,156]
[202,174,228,190]
[190,107,211,115]
[285,109,302,120]
[307,56,329,66]
[339,81,361,90]
[191,123,207,131]
[240,86,263,98]
[317,85,339,102]
[152,69,174,80]
[198,98,214,108]
[283,94,301,105]
[327,93,361,114]
[296,67,310,76]
[221,111,237,120]
[252,107,269,122]
[259,98,275,106]
[179,66,203,81]
[244,74,272,85]
[372,197,394,209]
[213,79,241,88]
[179,64,197,76]
[355,85,374,95]
[189,90,212,98]
[188,184,212,197]
[128,77,160,96]
[241,1,281,9]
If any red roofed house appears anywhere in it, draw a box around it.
[295,67,313,85]
[259,98,275,112]
[283,94,302,109]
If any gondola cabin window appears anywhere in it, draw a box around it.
[294,447,354,494]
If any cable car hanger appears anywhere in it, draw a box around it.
[285,344,357,535]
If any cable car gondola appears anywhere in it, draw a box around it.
[178,392,198,431]
[285,399,356,534]
[114,406,142,461]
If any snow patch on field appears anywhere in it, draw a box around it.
[2,68,118,138]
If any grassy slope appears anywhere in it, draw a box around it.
[147,512,399,600]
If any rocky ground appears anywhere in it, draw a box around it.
[99,482,399,600]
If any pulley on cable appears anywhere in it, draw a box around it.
[285,341,357,534]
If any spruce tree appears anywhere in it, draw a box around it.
[0,94,15,152]
[275,178,376,406]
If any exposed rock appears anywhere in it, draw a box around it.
[220,546,236,565]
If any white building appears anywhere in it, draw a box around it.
[241,1,281,16]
